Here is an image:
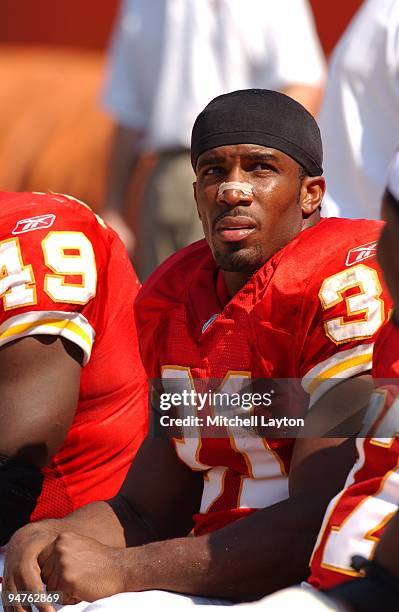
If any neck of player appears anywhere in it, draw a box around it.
[222,213,320,297]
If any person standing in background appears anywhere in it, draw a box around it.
[319,0,399,219]
[101,0,325,280]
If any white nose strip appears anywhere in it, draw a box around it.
[217,181,254,198]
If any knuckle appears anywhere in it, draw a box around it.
[55,531,75,548]
[58,531,75,540]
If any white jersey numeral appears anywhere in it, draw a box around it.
[314,391,399,576]
[321,469,398,576]
[42,232,97,304]
[161,368,288,513]
[319,264,384,344]
[0,238,36,309]
[0,232,97,309]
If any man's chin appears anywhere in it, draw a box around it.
[215,244,265,274]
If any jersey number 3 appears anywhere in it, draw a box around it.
[0,232,97,309]
[319,264,384,343]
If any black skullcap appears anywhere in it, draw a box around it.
[191,89,323,176]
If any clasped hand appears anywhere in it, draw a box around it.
[3,526,127,612]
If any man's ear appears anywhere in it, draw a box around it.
[193,182,201,220]
[301,176,326,217]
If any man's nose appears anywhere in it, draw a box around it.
[216,181,254,206]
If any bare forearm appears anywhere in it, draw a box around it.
[120,492,328,601]
[15,502,126,548]
[23,494,162,550]
[55,502,127,546]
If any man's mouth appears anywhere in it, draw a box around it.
[215,216,256,242]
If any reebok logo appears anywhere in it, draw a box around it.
[12,214,56,235]
[346,241,378,267]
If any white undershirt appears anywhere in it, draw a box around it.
[319,0,399,219]
[102,0,325,151]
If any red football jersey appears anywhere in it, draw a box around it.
[309,319,399,590]
[0,191,148,520]
[135,218,391,536]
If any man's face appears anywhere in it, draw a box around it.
[194,144,313,274]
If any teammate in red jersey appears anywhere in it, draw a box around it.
[137,214,388,539]
[2,90,391,611]
[304,154,399,611]
[0,191,147,545]
[308,330,399,593]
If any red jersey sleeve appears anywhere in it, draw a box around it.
[0,192,112,364]
[298,231,391,407]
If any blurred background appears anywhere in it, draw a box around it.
[0,0,363,276]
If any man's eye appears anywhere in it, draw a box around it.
[253,163,275,172]
[204,166,223,175]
